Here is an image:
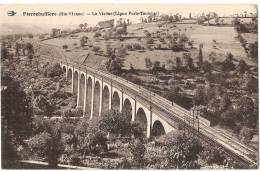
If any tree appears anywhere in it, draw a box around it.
[80,36,88,47]
[116,22,128,40]
[79,23,84,30]
[130,138,146,168]
[106,44,114,58]
[51,28,59,37]
[239,126,254,142]
[220,108,236,127]
[62,44,68,49]
[167,134,203,169]
[244,11,247,17]
[92,46,101,55]
[15,42,21,56]
[1,46,8,60]
[105,46,125,75]
[2,74,33,162]
[236,59,248,74]
[183,52,194,71]
[207,97,221,122]
[175,57,182,71]
[219,93,232,112]
[2,75,33,143]
[206,13,211,25]
[237,96,255,126]
[74,118,108,156]
[28,33,33,39]
[244,75,258,93]
[204,83,216,102]
[83,23,88,31]
[248,41,258,60]
[152,61,161,75]
[193,86,206,106]
[145,57,152,71]
[27,122,63,168]
[26,43,34,66]
[222,53,235,71]
[215,17,220,25]
[209,51,217,63]
[201,146,226,165]
[197,44,203,67]
[93,32,102,38]
[99,110,132,137]
[163,86,187,107]
[202,61,213,74]
[179,33,189,44]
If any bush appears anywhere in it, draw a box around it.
[74,118,108,155]
[201,147,226,165]
[43,63,64,78]
[239,126,254,142]
[93,32,102,38]
[69,153,81,166]
[146,37,154,44]
[62,108,83,118]
[125,44,133,51]
[118,158,132,169]
[166,134,203,169]
[27,131,52,158]
[92,46,101,54]
[32,116,51,134]
[62,45,68,49]
[27,122,64,168]
[132,43,142,50]
[99,110,132,137]
[130,139,146,168]
[128,76,142,85]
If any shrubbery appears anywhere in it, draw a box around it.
[166,133,203,169]
[62,108,83,118]
[43,63,64,78]
[62,45,68,49]
[27,121,63,168]
[130,138,146,168]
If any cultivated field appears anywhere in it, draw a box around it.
[42,22,255,70]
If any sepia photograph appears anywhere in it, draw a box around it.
[0,2,259,169]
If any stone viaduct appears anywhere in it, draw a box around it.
[37,43,256,166]
[60,63,175,138]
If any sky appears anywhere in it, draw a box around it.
[0,4,257,27]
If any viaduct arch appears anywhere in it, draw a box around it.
[61,63,175,138]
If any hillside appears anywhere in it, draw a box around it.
[41,21,256,70]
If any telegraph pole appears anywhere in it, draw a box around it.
[192,108,195,136]
[183,117,186,136]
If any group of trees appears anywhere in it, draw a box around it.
[78,23,88,31]
[80,36,88,47]
[115,21,128,40]
[1,40,34,66]
[140,13,182,24]
[26,109,145,168]
[144,58,166,75]
[2,73,33,164]
[192,83,258,136]
[166,134,203,169]
[105,44,127,75]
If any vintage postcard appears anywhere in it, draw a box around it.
[0,3,258,169]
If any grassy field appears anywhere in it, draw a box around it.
[241,33,258,43]
[42,22,255,70]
